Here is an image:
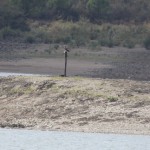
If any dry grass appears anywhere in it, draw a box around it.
[0,76,150,134]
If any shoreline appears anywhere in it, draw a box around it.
[0,127,150,136]
[1,44,150,80]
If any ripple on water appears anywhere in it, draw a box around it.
[0,129,150,150]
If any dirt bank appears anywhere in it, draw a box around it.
[0,76,150,135]
[0,42,150,80]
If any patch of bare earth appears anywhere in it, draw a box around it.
[1,42,150,80]
[0,76,150,135]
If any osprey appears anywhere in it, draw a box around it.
[64,45,70,52]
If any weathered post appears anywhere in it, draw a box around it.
[64,46,70,77]
[64,50,67,77]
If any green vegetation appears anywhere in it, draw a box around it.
[9,0,150,22]
[143,35,150,50]
[107,96,118,102]
[1,0,150,49]
[26,21,150,49]
[0,0,28,31]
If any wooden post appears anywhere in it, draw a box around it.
[64,51,67,77]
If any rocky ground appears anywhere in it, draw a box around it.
[0,76,150,135]
[0,42,150,135]
[0,42,150,80]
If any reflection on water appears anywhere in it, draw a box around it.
[0,129,150,150]
[0,72,48,77]
[0,72,34,77]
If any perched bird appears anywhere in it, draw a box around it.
[64,45,70,52]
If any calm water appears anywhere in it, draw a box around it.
[0,72,49,77]
[0,129,150,150]
[0,72,35,77]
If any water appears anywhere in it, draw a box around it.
[0,72,48,77]
[0,72,34,77]
[0,129,150,150]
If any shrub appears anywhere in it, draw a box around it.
[53,44,59,50]
[0,4,28,31]
[88,40,99,50]
[0,27,20,39]
[62,36,72,44]
[99,38,114,48]
[44,49,52,55]
[123,40,135,49]
[143,35,150,50]
[24,35,35,43]
[107,96,118,102]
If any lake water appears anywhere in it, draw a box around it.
[0,72,34,77]
[0,72,49,77]
[0,129,150,150]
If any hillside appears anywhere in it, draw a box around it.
[0,76,150,135]
[1,0,150,49]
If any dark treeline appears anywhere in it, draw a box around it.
[1,0,150,49]
[1,0,150,26]
[11,0,150,22]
